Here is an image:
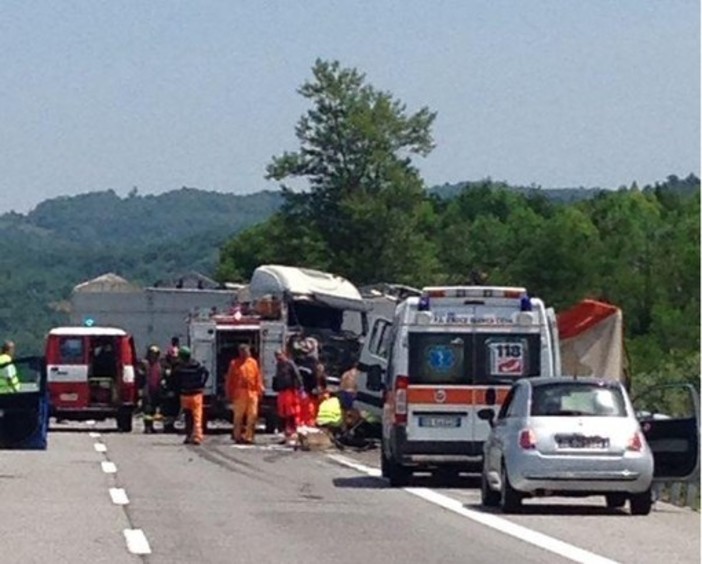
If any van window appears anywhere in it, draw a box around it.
[408,333,470,385]
[59,337,84,364]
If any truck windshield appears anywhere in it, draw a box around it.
[408,332,542,385]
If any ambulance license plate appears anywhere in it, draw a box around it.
[418,416,461,428]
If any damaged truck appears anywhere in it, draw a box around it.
[187,264,370,432]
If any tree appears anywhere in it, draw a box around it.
[264,59,439,284]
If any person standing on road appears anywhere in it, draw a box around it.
[0,340,20,394]
[172,346,209,445]
[272,349,302,445]
[226,344,264,444]
[139,345,163,434]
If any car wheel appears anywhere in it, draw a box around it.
[481,470,500,507]
[381,440,410,487]
[500,463,522,513]
[630,488,653,516]
[605,493,627,509]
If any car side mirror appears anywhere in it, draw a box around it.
[366,365,385,392]
[477,408,495,427]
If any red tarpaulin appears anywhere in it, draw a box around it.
[557,300,627,383]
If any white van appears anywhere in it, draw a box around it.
[361,285,560,486]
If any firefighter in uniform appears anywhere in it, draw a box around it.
[0,341,20,394]
[172,346,208,445]
[138,345,163,434]
[226,344,264,444]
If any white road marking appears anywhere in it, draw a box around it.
[89,432,101,438]
[327,454,620,564]
[109,488,129,505]
[101,461,117,474]
[86,420,96,426]
[123,529,152,555]
[94,443,107,453]
[230,443,292,451]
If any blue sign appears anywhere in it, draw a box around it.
[427,345,456,373]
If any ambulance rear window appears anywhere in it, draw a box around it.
[408,332,542,385]
[474,333,541,384]
[408,333,471,385]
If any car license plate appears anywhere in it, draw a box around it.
[418,416,461,428]
[60,393,78,402]
[556,434,609,449]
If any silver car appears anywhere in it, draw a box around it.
[481,377,659,515]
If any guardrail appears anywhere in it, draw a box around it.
[657,476,700,511]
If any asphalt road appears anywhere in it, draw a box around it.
[0,420,699,564]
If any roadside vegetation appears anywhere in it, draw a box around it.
[217,60,700,391]
[0,60,697,391]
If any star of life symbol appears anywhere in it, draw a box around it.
[427,345,455,373]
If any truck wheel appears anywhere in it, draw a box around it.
[117,408,133,433]
[630,489,653,516]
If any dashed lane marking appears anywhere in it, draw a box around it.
[327,454,620,564]
[89,432,101,438]
[94,443,107,453]
[101,461,117,474]
[123,529,152,555]
[109,488,129,505]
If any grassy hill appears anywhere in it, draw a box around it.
[1,174,697,354]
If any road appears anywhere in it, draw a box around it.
[0,420,698,564]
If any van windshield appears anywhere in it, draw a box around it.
[408,332,542,385]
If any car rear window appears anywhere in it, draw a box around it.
[530,382,627,417]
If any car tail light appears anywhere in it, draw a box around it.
[519,428,537,449]
[394,375,409,425]
[627,432,644,452]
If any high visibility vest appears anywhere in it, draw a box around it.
[316,397,342,427]
[0,354,20,394]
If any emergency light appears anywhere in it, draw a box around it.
[422,286,527,300]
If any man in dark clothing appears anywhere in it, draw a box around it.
[172,346,209,445]
[273,350,302,444]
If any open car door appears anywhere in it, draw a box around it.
[0,355,49,450]
[633,383,699,482]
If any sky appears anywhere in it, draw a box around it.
[0,1,699,214]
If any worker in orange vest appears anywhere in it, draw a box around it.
[226,344,264,444]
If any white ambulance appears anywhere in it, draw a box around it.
[361,285,561,486]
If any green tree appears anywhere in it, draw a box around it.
[263,59,439,284]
